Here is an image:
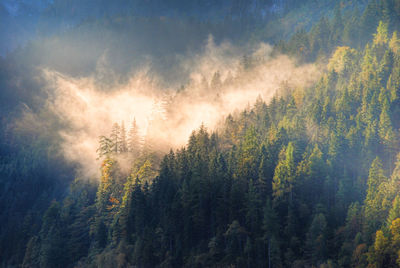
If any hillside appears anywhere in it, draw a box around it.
[1,0,400,267]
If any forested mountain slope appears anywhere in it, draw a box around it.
[2,0,400,267]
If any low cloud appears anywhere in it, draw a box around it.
[33,37,321,178]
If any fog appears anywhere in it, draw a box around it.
[33,37,321,178]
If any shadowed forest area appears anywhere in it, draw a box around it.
[2,0,400,267]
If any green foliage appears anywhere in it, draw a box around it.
[272,142,296,203]
[305,213,328,265]
[52,20,400,265]
[387,195,400,227]
[8,2,400,267]
[374,21,390,46]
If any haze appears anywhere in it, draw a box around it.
[30,38,322,178]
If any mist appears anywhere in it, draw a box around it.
[33,37,321,178]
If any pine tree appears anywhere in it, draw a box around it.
[359,1,380,44]
[366,158,386,204]
[378,50,393,86]
[272,142,296,204]
[210,71,222,90]
[389,31,400,55]
[310,16,331,59]
[262,199,280,268]
[296,144,325,205]
[224,220,248,263]
[237,127,259,180]
[128,118,140,157]
[305,213,328,265]
[387,196,400,227]
[119,121,128,153]
[342,8,360,47]
[390,218,400,258]
[373,21,389,46]
[110,123,121,153]
[97,135,113,159]
[330,3,343,45]
[368,230,390,267]
[245,180,262,234]
[38,202,67,268]
[379,98,396,159]
[257,150,273,197]
[364,157,388,242]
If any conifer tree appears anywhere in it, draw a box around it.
[119,121,128,153]
[373,21,389,46]
[364,157,388,242]
[272,142,296,204]
[110,123,121,153]
[387,195,400,227]
[389,31,400,54]
[128,118,140,157]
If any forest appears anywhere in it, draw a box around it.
[2,0,400,267]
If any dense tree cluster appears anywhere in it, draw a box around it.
[97,120,141,159]
[3,0,400,267]
[19,19,400,267]
[277,0,400,63]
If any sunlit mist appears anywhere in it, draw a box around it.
[34,38,321,178]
